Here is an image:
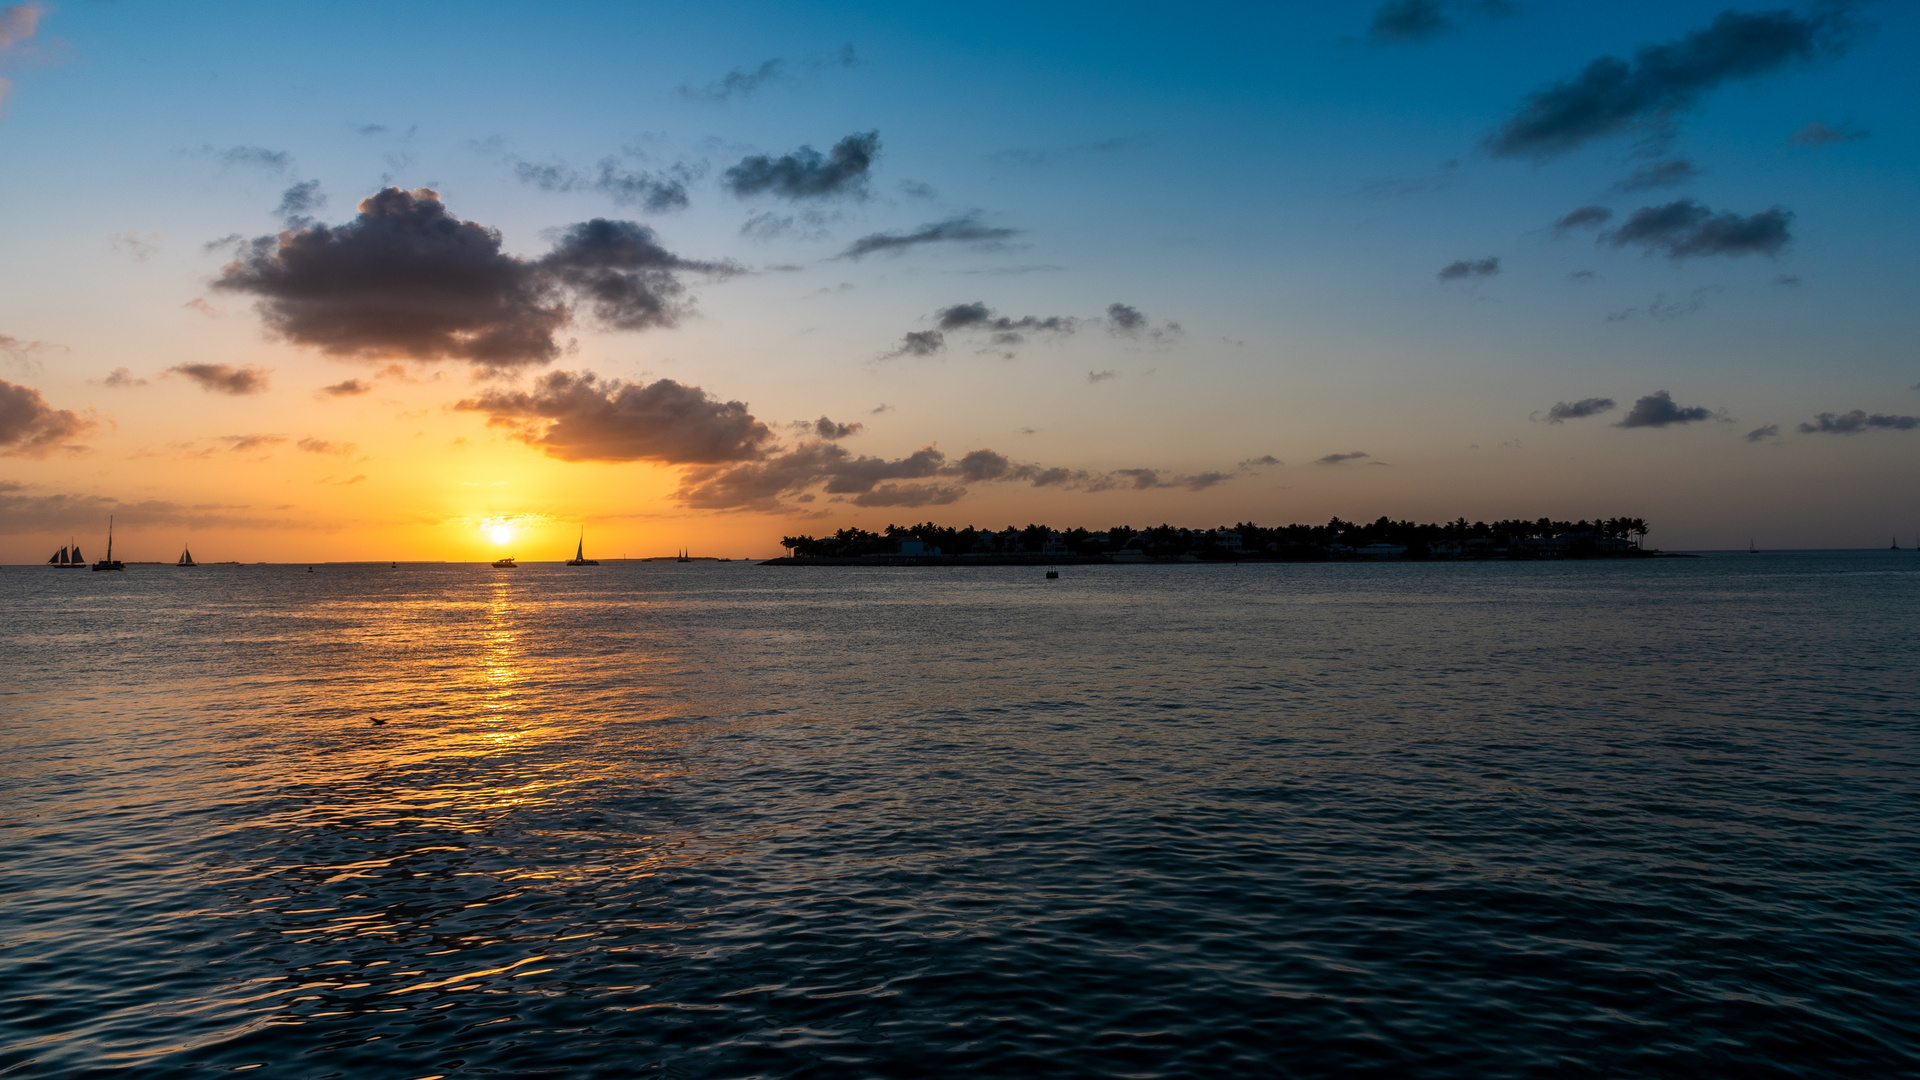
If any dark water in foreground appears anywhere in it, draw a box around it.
[2,553,1917,1078]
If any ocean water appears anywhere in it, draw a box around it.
[2,552,1917,1078]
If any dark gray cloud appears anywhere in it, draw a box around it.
[319,378,371,397]
[214,187,735,370]
[455,370,775,464]
[276,180,326,224]
[1315,451,1370,465]
[515,158,693,213]
[1368,0,1513,42]
[837,213,1018,260]
[1613,158,1698,191]
[1106,303,1147,334]
[933,301,1076,343]
[1746,423,1780,442]
[1617,390,1715,427]
[1605,199,1792,259]
[101,367,146,388]
[1183,471,1233,491]
[1790,120,1868,145]
[1544,396,1616,422]
[1487,7,1850,159]
[1439,256,1500,281]
[723,131,878,201]
[1556,205,1614,232]
[807,416,862,440]
[679,58,786,101]
[1797,410,1920,435]
[1238,455,1281,469]
[1088,369,1117,384]
[167,363,270,395]
[1369,0,1449,42]
[883,330,946,359]
[0,378,95,456]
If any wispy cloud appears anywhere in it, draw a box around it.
[836,213,1018,260]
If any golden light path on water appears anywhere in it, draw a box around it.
[3,556,1918,1077]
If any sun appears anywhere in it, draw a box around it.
[489,525,515,545]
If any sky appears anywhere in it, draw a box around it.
[1,0,1916,561]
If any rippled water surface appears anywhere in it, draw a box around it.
[3,554,1917,1078]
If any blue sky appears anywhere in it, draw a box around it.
[1,1,1916,557]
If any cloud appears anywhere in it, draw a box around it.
[0,2,45,109]
[1182,471,1233,491]
[1543,396,1616,422]
[1315,451,1370,465]
[805,416,862,439]
[199,144,292,172]
[0,377,94,455]
[1617,390,1715,428]
[1369,0,1449,42]
[167,363,270,395]
[1612,158,1697,191]
[213,187,736,370]
[899,179,938,199]
[1797,410,1920,435]
[1605,199,1792,259]
[319,378,371,397]
[0,486,299,534]
[1555,206,1614,232]
[220,433,288,453]
[297,436,356,455]
[108,230,160,261]
[837,213,1018,260]
[454,369,775,464]
[1438,256,1500,281]
[1088,369,1117,384]
[1790,120,1868,146]
[870,403,894,414]
[1487,7,1849,159]
[101,367,146,388]
[933,301,1076,344]
[276,179,326,223]
[182,298,219,318]
[680,58,786,101]
[884,330,946,359]
[514,158,693,213]
[1746,423,1780,442]
[0,332,64,374]
[1238,455,1281,469]
[1104,302,1182,340]
[1106,303,1147,334]
[723,131,878,200]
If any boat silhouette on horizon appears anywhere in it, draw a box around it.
[177,544,197,567]
[492,556,517,568]
[47,541,85,568]
[566,530,599,566]
[92,518,125,572]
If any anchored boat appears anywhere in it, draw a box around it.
[92,518,125,572]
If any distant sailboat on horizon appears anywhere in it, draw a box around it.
[177,544,197,567]
[91,517,125,572]
[1749,539,1758,554]
[47,541,85,568]
[566,529,599,566]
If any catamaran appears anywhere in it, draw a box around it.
[566,530,600,566]
[46,542,85,568]
[92,518,125,572]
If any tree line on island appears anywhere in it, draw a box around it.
[780,516,1655,561]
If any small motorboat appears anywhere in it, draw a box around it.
[492,556,518,568]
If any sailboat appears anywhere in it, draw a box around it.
[47,541,85,568]
[1748,539,1758,554]
[176,544,197,567]
[91,517,125,572]
[565,529,599,566]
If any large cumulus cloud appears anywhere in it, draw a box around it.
[0,378,95,456]
[213,187,735,370]
[455,370,775,464]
